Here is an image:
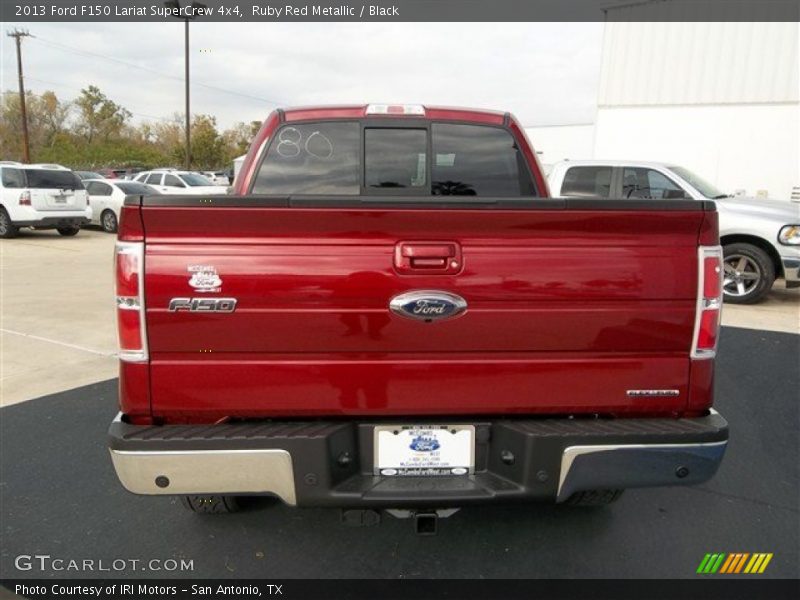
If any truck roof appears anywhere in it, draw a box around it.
[552,159,677,169]
[282,104,508,125]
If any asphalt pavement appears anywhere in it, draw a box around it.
[0,327,797,579]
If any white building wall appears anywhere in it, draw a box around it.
[598,21,799,106]
[524,125,595,171]
[593,103,799,200]
[592,19,800,200]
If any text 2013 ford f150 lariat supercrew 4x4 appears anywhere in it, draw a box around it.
[108,104,728,520]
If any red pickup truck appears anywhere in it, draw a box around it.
[108,104,728,523]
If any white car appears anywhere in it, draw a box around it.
[0,162,91,238]
[202,170,231,186]
[84,179,160,233]
[548,160,800,304]
[133,170,228,195]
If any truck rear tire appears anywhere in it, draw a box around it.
[722,243,775,304]
[181,495,241,514]
[565,489,624,506]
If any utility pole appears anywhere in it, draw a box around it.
[8,29,32,163]
[164,1,206,170]
[184,17,190,170]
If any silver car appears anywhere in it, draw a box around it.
[548,160,800,304]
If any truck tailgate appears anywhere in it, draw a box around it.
[140,197,707,419]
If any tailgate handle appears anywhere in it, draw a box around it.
[395,242,462,275]
[401,244,455,259]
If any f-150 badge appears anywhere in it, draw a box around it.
[389,291,467,322]
[188,265,222,293]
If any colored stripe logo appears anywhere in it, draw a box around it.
[697,553,773,574]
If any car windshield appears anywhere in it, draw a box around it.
[670,166,727,199]
[24,169,84,190]
[77,171,103,180]
[180,173,214,186]
[116,182,159,195]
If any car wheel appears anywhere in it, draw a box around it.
[565,489,624,506]
[0,207,19,239]
[722,243,775,304]
[180,495,241,514]
[101,210,118,233]
[56,226,81,237]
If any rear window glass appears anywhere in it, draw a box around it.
[24,169,83,190]
[560,166,612,198]
[164,174,185,187]
[2,168,25,188]
[182,173,213,186]
[251,121,536,197]
[86,182,111,195]
[365,129,427,191]
[431,124,532,196]
[116,182,157,194]
[253,122,360,195]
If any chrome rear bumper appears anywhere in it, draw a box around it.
[108,411,728,507]
[557,441,727,501]
[110,448,297,504]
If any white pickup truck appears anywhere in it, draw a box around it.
[548,160,800,304]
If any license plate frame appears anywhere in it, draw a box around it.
[373,424,475,476]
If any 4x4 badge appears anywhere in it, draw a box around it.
[188,265,222,293]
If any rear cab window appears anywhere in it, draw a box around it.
[365,128,427,192]
[253,122,360,194]
[432,123,533,196]
[251,120,535,198]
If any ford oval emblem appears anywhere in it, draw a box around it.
[389,290,467,322]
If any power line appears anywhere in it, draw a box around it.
[30,36,286,107]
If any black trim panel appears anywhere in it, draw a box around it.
[13,217,89,227]
[128,193,715,212]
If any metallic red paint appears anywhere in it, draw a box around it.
[118,106,721,423]
[133,206,708,420]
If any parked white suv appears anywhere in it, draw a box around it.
[133,170,228,195]
[548,160,800,304]
[0,162,91,238]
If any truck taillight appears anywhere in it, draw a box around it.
[691,246,723,359]
[19,191,31,205]
[115,241,147,362]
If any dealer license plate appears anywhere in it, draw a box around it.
[374,424,474,476]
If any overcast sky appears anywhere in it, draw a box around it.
[1,22,603,130]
